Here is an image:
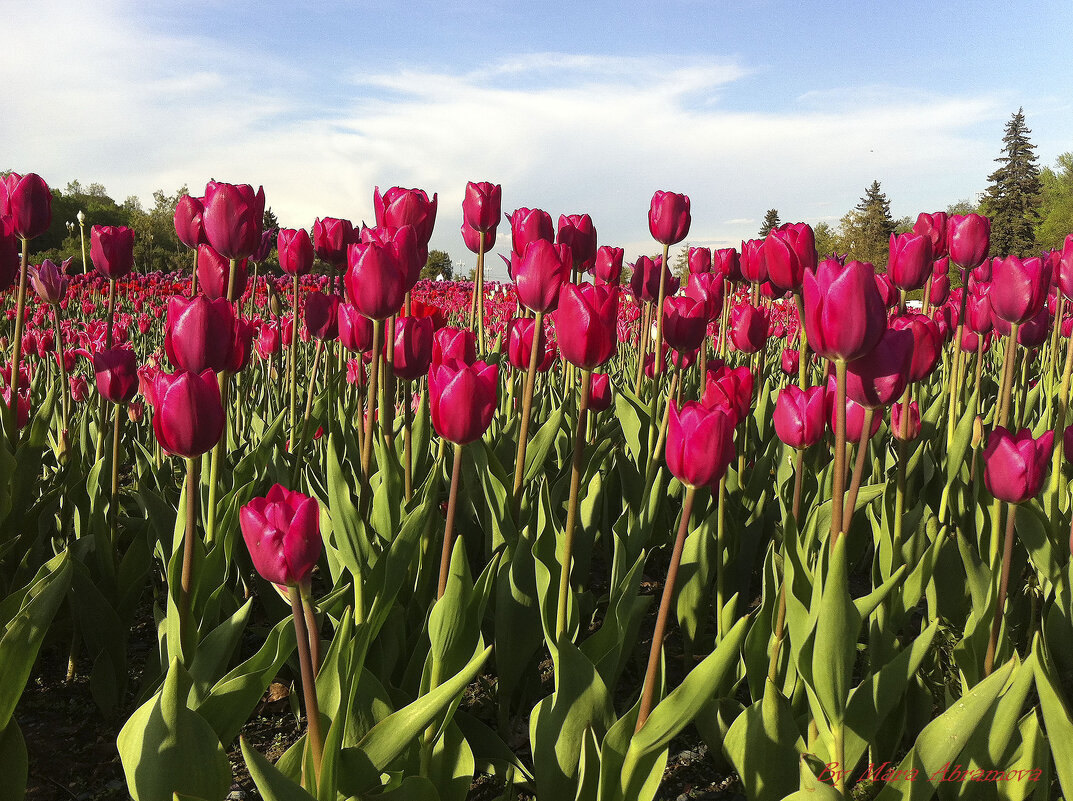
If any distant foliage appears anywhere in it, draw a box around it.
[981,108,1043,257]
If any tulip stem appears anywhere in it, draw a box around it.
[983,503,1017,677]
[288,272,301,443]
[634,303,652,395]
[291,339,325,487]
[791,448,805,523]
[437,443,464,599]
[636,485,697,733]
[190,248,199,296]
[1048,329,1073,518]
[290,585,323,789]
[361,320,384,483]
[556,369,592,644]
[830,360,848,550]
[179,457,200,658]
[299,582,321,678]
[945,286,970,447]
[841,409,874,533]
[6,238,29,442]
[51,304,71,441]
[644,370,680,486]
[382,314,397,451]
[205,367,232,547]
[793,291,809,389]
[996,325,1020,429]
[715,475,727,640]
[105,278,117,350]
[110,402,123,547]
[511,310,545,521]
[403,387,414,502]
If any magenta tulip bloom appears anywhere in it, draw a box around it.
[666,401,735,489]
[556,282,619,369]
[930,271,951,306]
[966,291,994,335]
[684,272,723,321]
[93,347,139,404]
[429,359,498,444]
[889,314,942,381]
[511,240,572,313]
[629,255,679,303]
[888,232,933,291]
[983,427,1053,504]
[361,224,422,290]
[151,369,225,457]
[773,384,826,448]
[240,485,322,586]
[462,181,502,234]
[338,303,374,352]
[90,225,135,280]
[278,228,315,276]
[844,327,914,408]
[557,214,598,271]
[312,217,354,267]
[506,317,555,372]
[729,303,768,354]
[648,191,691,246]
[165,295,236,374]
[196,244,248,300]
[712,248,740,282]
[374,186,437,245]
[201,181,266,260]
[701,365,754,423]
[588,373,612,411]
[508,207,554,257]
[345,240,406,320]
[663,296,708,352]
[393,316,435,381]
[228,318,255,373]
[947,214,990,270]
[989,256,1051,325]
[825,377,882,441]
[1055,235,1073,301]
[593,246,624,285]
[0,221,18,291]
[433,327,477,366]
[803,258,886,363]
[304,291,341,341]
[912,212,949,257]
[688,247,712,274]
[1,173,52,240]
[461,218,495,254]
[765,223,816,292]
[891,400,921,441]
[29,259,70,304]
[174,195,206,249]
[780,348,800,377]
[740,238,768,284]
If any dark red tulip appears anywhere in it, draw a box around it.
[890,314,942,381]
[874,271,899,309]
[508,208,554,257]
[891,400,921,440]
[930,271,951,306]
[278,228,315,276]
[345,240,406,320]
[312,217,354,267]
[1,173,52,240]
[29,259,70,304]
[70,375,90,403]
[989,256,1050,325]
[912,212,949,257]
[152,369,225,457]
[506,317,555,372]
[629,255,679,303]
[557,214,598,271]
[688,247,712,274]
[712,248,740,282]
[461,218,495,253]
[407,299,447,330]
[227,318,255,373]
[305,292,341,341]
[511,240,571,313]
[90,226,135,280]
[196,244,248,300]
[1064,425,1073,464]
[803,258,886,363]
[593,246,624,285]
[556,282,618,369]
[337,303,373,353]
[93,347,139,404]
[825,377,882,440]
[729,303,768,354]
[844,327,914,408]
[888,232,933,291]
[429,359,498,444]
[701,365,753,423]
[947,213,990,270]
[765,223,816,292]
[0,219,18,291]
[780,348,800,377]
[1055,235,1073,301]
[684,272,723,320]
[666,401,735,489]
[165,295,235,373]
[433,327,477,366]
[201,181,265,260]
[240,485,322,586]
[1010,307,1051,348]
[256,324,281,359]
[361,224,423,290]
[966,291,994,335]
[174,195,205,249]
[663,296,707,352]
[773,384,826,448]
[393,316,435,381]
[588,373,612,411]
[740,239,768,284]
[462,182,502,234]
[983,427,1053,503]
[648,191,691,246]
[1,387,29,428]
[374,186,437,245]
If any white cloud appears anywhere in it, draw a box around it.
[0,1,1031,281]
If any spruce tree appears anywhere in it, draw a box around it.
[841,180,895,267]
[759,209,781,237]
[982,108,1043,256]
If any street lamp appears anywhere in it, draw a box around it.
[76,210,87,274]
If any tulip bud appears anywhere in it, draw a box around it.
[844,327,913,409]
[765,223,816,292]
[29,259,70,304]
[557,214,598,272]
[982,427,1053,504]
[506,317,555,372]
[174,195,205,249]
[701,365,753,423]
[240,485,322,586]
[338,303,374,353]
[889,314,942,381]
[429,360,498,444]
[433,327,477,366]
[891,400,921,441]
[773,385,826,448]
[311,217,354,267]
[740,239,768,284]
[666,401,736,488]
[556,283,619,369]
[228,318,255,373]
[374,187,437,245]
[507,208,554,257]
[825,377,882,441]
[803,258,886,363]
[930,271,951,306]
[461,218,495,254]
[887,232,933,291]
[712,248,740,282]
[90,225,135,280]
[947,214,990,270]
[511,240,571,313]
[201,181,266,260]
[393,315,435,381]
[729,303,768,354]
[780,348,800,377]
[2,173,52,240]
[912,212,949,257]
[629,255,678,303]
[151,369,225,457]
[462,182,502,234]
[648,191,691,246]
[304,291,341,341]
[688,247,712,274]
[663,296,707,353]
[93,347,139,404]
[278,228,315,276]
[344,240,406,320]
[164,295,236,374]
[593,246,624,285]
[989,256,1051,325]
[588,372,612,411]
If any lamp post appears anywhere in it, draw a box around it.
[76,210,87,274]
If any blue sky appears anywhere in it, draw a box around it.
[3,0,1071,278]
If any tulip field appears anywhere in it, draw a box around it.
[5,173,1073,801]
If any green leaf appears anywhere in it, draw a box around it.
[427,721,475,801]
[811,536,859,724]
[946,386,980,483]
[781,755,844,800]
[118,659,232,801]
[1031,634,1073,798]
[0,719,27,801]
[239,737,316,801]
[524,406,565,483]
[188,600,253,706]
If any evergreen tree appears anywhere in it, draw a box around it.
[842,180,895,267]
[759,209,781,237]
[263,206,280,231]
[981,109,1042,256]
[672,244,689,281]
[422,249,453,280]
